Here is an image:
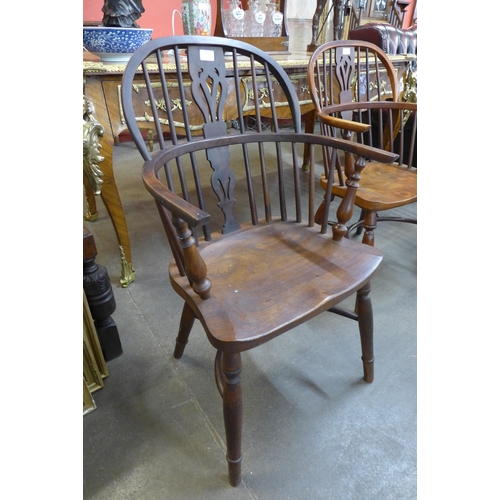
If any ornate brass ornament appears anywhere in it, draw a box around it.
[241,75,312,112]
[350,71,391,102]
[144,96,193,112]
[83,96,104,195]
[170,98,192,111]
[82,95,135,288]
[399,65,417,128]
[117,82,205,132]
[401,65,417,104]
[119,245,135,288]
[369,78,388,95]
[83,291,108,406]
[147,130,155,152]
[83,198,99,222]
[247,85,272,107]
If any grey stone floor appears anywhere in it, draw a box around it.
[83,138,416,499]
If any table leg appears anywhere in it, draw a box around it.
[98,138,136,287]
[83,173,99,221]
[84,82,135,287]
[83,226,123,360]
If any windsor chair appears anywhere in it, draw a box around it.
[308,40,417,246]
[121,36,398,486]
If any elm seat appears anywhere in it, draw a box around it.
[121,35,398,487]
[169,220,384,349]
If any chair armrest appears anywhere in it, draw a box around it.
[324,101,417,114]
[143,159,211,228]
[142,134,399,227]
[318,102,417,159]
[317,112,372,134]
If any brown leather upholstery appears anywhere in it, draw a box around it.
[349,23,417,55]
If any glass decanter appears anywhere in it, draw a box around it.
[263,1,283,37]
[224,0,245,37]
[245,0,265,37]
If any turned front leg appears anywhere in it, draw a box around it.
[221,352,243,487]
[356,282,374,383]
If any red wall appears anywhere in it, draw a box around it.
[83,1,417,38]
[83,0,217,38]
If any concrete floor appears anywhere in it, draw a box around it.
[83,129,417,499]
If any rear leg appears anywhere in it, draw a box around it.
[173,302,196,359]
[356,282,374,382]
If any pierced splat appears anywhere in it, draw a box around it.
[187,45,239,234]
[334,46,355,120]
[188,46,228,126]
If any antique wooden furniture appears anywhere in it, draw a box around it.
[83,225,123,415]
[83,47,415,284]
[307,40,417,246]
[83,94,135,287]
[83,226,123,361]
[121,35,398,486]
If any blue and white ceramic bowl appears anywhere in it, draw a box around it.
[83,27,153,64]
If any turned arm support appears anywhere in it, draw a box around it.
[143,158,212,300]
[172,216,212,299]
[331,155,366,241]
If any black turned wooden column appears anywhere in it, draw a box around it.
[83,226,123,361]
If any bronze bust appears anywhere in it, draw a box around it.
[102,0,145,28]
